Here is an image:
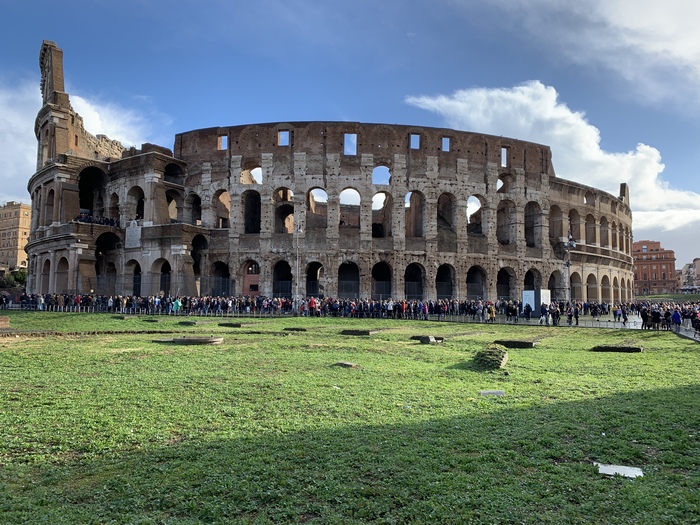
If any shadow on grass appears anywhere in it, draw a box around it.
[3,385,698,524]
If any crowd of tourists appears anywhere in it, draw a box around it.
[4,291,699,333]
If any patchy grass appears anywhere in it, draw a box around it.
[0,312,698,523]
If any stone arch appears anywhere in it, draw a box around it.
[45,188,55,225]
[242,259,261,296]
[212,189,231,229]
[599,216,609,248]
[190,234,208,295]
[524,201,542,248]
[242,190,262,233]
[467,195,486,235]
[56,257,69,294]
[338,261,360,299]
[306,261,324,297]
[40,259,51,294]
[95,232,120,296]
[548,270,566,302]
[585,214,597,245]
[241,161,262,184]
[372,191,392,238]
[524,268,541,291]
[611,222,618,250]
[166,189,183,223]
[586,274,598,303]
[306,188,328,230]
[549,205,563,242]
[127,186,145,221]
[78,166,108,216]
[436,264,455,300]
[210,261,233,296]
[372,165,391,185]
[272,260,293,298]
[601,275,612,304]
[151,258,172,296]
[496,199,516,245]
[613,276,620,304]
[372,261,392,299]
[497,173,514,193]
[584,191,595,206]
[405,191,425,238]
[404,262,425,300]
[186,193,202,226]
[164,163,185,185]
[569,208,582,243]
[437,192,457,252]
[570,272,582,302]
[108,192,120,224]
[497,267,516,300]
[466,265,487,300]
[274,187,294,233]
[626,278,633,301]
[125,259,142,297]
[339,187,361,229]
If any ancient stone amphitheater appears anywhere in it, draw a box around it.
[26,41,634,304]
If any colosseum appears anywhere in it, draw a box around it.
[26,41,635,305]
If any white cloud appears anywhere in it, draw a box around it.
[0,81,40,204]
[406,80,700,264]
[483,0,700,106]
[71,95,150,147]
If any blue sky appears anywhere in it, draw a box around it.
[1,0,699,266]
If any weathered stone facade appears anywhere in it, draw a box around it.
[26,41,635,303]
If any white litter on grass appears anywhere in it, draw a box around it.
[594,462,643,478]
[480,390,505,397]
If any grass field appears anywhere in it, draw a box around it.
[1,312,698,524]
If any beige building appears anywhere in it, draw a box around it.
[26,41,635,302]
[0,201,31,271]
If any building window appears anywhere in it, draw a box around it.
[344,133,357,155]
[410,133,420,150]
[278,130,290,147]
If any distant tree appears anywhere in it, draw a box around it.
[11,269,27,287]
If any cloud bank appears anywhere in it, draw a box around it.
[406,81,700,261]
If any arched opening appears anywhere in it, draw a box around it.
[524,269,540,291]
[338,261,360,299]
[570,272,582,302]
[611,222,618,251]
[127,186,145,221]
[613,276,620,304]
[242,260,261,296]
[272,261,293,298]
[45,189,55,225]
[372,261,392,299]
[210,261,233,297]
[274,187,294,233]
[166,190,182,223]
[95,232,120,296]
[497,174,513,193]
[372,192,392,238]
[108,193,120,224]
[56,257,69,294]
[436,264,455,300]
[213,190,230,229]
[241,165,262,184]
[467,196,484,235]
[466,266,486,300]
[496,200,516,245]
[164,163,185,185]
[191,234,208,295]
[584,191,595,206]
[405,191,425,238]
[549,205,563,242]
[548,270,566,302]
[569,209,581,243]
[306,262,324,297]
[404,263,424,300]
[599,216,609,248]
[437,193,457,252]
[160,260,172,297]
[497,268,516,300]
[372,165,391,185]
[186,193,202,226]
[306,188,328,230]
[40,259,51,294]
[242,190,262,234]
[601,275,611,304]
[524,201,542,248]
[125,260,142,297]
[585,214,597,245]
[339,188,361,229]
[586,274,598,303]
[78,166,108,217]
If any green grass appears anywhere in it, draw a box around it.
[1,312,698,524]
